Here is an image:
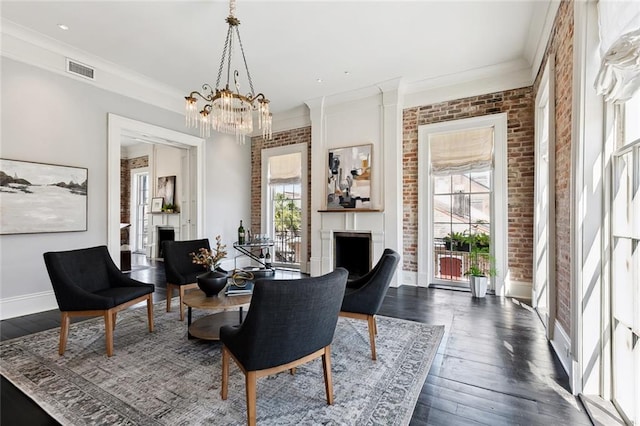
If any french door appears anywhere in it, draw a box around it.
[611,136,639,425]
[261,143,308,271]
[533,59,555,336]
[132,170,149,254]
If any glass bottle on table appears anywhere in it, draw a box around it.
[265,248,272,269]
[238,220,245,245]
[259,248,265,268]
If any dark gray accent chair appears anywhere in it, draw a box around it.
[43,245,154,357]
[162,238,210,320]
[220,268,349,426]
[340,248,400,360]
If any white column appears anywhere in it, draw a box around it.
[305,97,326,276]
[377,79,404,286]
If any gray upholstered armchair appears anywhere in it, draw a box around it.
[220,268,348,426]
[162,238,210,320]
[340,248,400,360]
[43,245,154,357]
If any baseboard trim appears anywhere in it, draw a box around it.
[550,321,573,380]
[0,291,58,320]
[506,280,531,300]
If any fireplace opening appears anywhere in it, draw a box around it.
[334,232,372,280]
[157,227,175,258]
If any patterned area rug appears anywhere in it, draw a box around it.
[1,303,444,425]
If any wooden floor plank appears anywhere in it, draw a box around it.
[1,262,592,426]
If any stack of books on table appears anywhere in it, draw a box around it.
[225,281,254,296]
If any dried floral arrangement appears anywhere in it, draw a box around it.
[190,235,227,270]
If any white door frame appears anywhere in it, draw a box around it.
[418,113,508,295]
[533,57,557,339]
[107,114,205,264]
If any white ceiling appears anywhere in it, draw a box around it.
[1,1,553,116]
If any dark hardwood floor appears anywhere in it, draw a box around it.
[1,258,592,425]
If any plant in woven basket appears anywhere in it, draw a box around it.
[190,235,227,271]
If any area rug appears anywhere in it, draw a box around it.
[0,303,444,425]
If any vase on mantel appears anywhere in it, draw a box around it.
[196,270,228,297]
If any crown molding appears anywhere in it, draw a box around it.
[527,0,562,81]
[403,60,533,109]
[1,19,184,115]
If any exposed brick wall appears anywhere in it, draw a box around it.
[402,87,535,284]
[532,0,574,331]
[120,156,149,224]
[250,127,312,263]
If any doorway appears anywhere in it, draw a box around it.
[261,143,308,271]
[107,114,205,266]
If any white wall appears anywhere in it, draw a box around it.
[154,144,182,208]
[0,58,250,318]
[203,132,252,272]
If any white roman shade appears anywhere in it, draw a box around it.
[594,0,640,102]
[268,152,301,184]
[429,127,494,175]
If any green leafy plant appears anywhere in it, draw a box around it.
[444,231,470,251]
[162,203,178,213]
[464,249,497,277]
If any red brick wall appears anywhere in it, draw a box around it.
[120,156,149,224]
[250,127,312,263]
[533,0,573,331]
[402,88,535,284]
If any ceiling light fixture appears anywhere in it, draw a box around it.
[57,24,69,30]
[184,0,271,141]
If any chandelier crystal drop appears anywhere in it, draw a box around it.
[184,0,272,142]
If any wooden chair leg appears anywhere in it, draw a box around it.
[289,367,296,375]
[166,284,174,312]
[111,312,117,330]
[221,346,229,400]
[367,315,377,361]
[322,345,334,405]
[179,286,185,321]
[59,312,70,356]
[245,371,257,426]
[104,310,114,357]
[147,295,154,332]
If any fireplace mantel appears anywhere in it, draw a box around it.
[318,210,384,275]
[318,209,383,213]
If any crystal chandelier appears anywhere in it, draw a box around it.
[184,0,272,141]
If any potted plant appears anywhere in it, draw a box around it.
[444,232,469,251]
[190,236,228,296]
[162,203,178,213]
[464,248,497,298]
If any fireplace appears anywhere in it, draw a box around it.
[157,227,175,258]
[334,232,372,279]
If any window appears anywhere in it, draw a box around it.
[132,171,149,253]
[610,91,640,424]
[433,172,492,284]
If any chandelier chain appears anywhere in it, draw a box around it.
[234,26,255,97]
[216,26,233,90]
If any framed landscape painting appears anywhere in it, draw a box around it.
[0,159,88,234]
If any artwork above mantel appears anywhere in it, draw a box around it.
[327,144,372,210]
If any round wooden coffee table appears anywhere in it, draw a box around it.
[182,289,251,340]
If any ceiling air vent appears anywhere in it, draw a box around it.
[66,58,95,80]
